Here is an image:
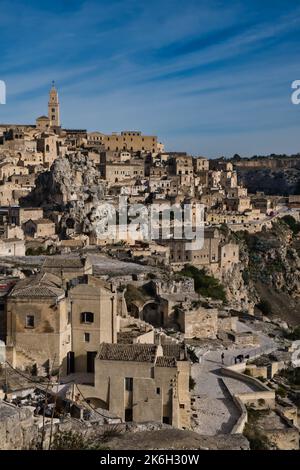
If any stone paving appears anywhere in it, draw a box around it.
[190,321,277,435]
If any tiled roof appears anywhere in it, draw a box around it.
[9,272,64,299]
[97,343,157,363]
[156,356,177,368]
[117,331,140,344]
[162,344,183,360]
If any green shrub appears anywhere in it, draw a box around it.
[180,265,226,302]
[51,430,108,450]
[244,424,271,450]
[276,386,287,398]
[281,215,300,235]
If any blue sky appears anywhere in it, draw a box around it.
[0,0,300,157]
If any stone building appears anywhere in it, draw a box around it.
[6,272,70,370]
[36,133,58,166]
[88,342,191,428]
[102,131,158,153]
[100,161,145,183]
[0,238,25,256]
[23,218,56,239]
[226,196,252,213]
[8,206,44,226]
[69,281,118,373]
[0,162,29,181]
[180,304,218,339]
[193,156,209,173]
[168,227,239,274]
[41,255,92,284]
[168,154,194,186]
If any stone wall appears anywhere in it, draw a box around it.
[183,306,218,339]
[0,401,38,450]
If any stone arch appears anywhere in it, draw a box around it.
[127,303,140,319]
[141,301,162,327]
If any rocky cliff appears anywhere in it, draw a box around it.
[223,220,300,325]
[21,153,109,238]
[231,155,300,195]
[237,167,300,196]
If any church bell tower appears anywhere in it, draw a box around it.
[48,81,60,128]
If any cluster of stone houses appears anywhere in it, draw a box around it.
[0,84,287,262]
[1,84,299,437]
[1,256,192,429]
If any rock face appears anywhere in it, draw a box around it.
[0,402,38,450]
[237,168,300,196]
[222,261,256,314]
[223,221,300,323]
[233,155,300,195]
[21,153,108,238]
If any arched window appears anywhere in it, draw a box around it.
[46,144,50,152]
[81,312,94,323]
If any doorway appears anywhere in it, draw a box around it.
[86,351,97,373]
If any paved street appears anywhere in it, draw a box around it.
[190,321,277,435]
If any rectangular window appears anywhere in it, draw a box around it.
[125,377,133,392]
[180,404,185,409]
[156,387,160,395]
[84,333,90,343]
[81,312,94,323]
[25,315,34,328]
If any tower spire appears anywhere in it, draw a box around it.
[48,82,60,127]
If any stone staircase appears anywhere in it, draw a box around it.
[16,348,47,376]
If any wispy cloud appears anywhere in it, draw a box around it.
[0,0,300,156]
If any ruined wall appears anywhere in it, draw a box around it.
[0,402,38,450]
[183,306,218,339]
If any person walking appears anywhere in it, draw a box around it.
[221,352,225,364]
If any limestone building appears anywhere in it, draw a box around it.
[102,131,158,153]
[100,161,145,182]
[6,272,70,370]
[23,218,56,239]
[69,280,118,373]
[90,342,191,428]
[168,227,239,273]
[41,255,92,284]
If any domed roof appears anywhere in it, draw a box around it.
[36,115,49,121]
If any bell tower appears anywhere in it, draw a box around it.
[48,81,60,128]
